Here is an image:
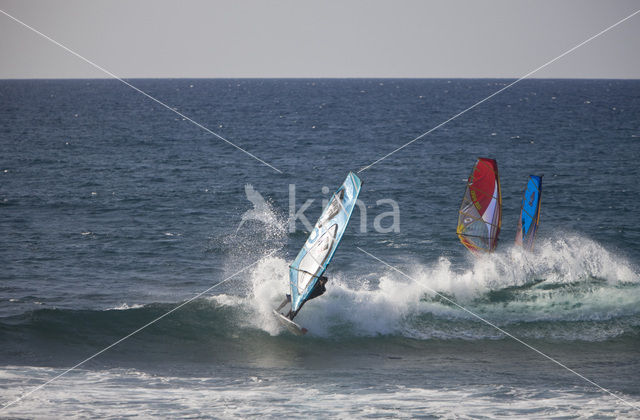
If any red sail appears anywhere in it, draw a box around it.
[457,158,502,254]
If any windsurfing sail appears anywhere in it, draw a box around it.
[288,172,362,315]
[456,158,502,255]
[515,175,543,251]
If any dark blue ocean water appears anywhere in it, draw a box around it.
[1,79,639,417]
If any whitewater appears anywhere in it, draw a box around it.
[2,78,639,417]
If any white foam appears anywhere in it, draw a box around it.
[1,366,637,418]
[244,255,291,335]
[107,303,144,311]
[214,199,639,340]
[233,232,639,339]
[207,294,244,307]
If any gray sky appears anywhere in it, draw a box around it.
[1,0,639,79]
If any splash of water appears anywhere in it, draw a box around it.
[209,192,639,340]
[216,231,640,340]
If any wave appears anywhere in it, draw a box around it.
[3,364,638,419]
[2,195,638,364]
[210,199,639,340]
[239,232,640,340]
[2,233,638,356]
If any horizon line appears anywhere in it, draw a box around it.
[2,76,640,81]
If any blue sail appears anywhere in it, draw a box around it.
[289,172,362,313]
[515,175,543,251]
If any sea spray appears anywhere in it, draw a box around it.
[216,184,289,299]
[205,180,639,340]
[235,231,640,340]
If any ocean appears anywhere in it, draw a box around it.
[1,78,639,418]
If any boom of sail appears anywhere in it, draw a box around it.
[456,158,502,255]
[289,172,362,314]
[515,175,543,251]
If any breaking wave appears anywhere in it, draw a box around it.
[236,232,639,341]
[2,196,638,360]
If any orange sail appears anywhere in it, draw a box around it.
[457,158,502,255]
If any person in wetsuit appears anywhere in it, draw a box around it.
[307,275,328,301]
[284,275,328,320]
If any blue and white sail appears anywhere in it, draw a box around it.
[515,175,543,251]
[289,172,362,313]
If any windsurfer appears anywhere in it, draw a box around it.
[278,275,328,320]
[307,275,328,301]
[272,173,362,331]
